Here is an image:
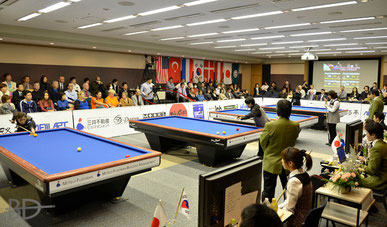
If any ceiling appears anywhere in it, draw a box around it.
[0,0,386,61]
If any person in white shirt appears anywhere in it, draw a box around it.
[279,147,313,227]
[298,85,306,98]
[65,83,77,104]
[325,90,340,146]
[2,73,16,94]
[307,84,316,96]
[70,77,81,93]
[140,78,154,104]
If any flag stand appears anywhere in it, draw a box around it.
[172,187,185,227]
[159,200,171,227]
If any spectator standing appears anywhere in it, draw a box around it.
[292,87,302,106]
[22,75,33,91]
[282,80,291,93]
[140,78,154,104]
[253,83,260,97]
[58,76,66,92]
[91,76,105,96]
[325,90,340,146]
[70,77,81,92]
[112,79,119,94]
[368,89,384,120]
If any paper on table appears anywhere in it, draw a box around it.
[224,182,241,227]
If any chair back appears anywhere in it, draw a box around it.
[303,200,327,227]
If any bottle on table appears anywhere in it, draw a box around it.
[271,198,278,213]
[263,198,271,207]
[230,218,238,227]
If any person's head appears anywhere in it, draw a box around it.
[180,83,185,88]
[181,78,185,83]
[78,91,85,100]
[52,80,59,89]
[373,112,385,123]
[297,85,302,91]
[281,147,313,172]
[190,88,195,93]
[207,89,211,94]
[24,91,32,101]
[42,92,50,101]
[264,81,268,85]
[244,97,255,108]
[209,82,213,86]
[70,77,76,84]
[310,90,315,95]
[33,82,40,91]
[146,78,152,84]
[3,73,12,82]
[327,90,337,100]
[136,89,141,95]
[59,76,65,83]
[59,92,66,101]
[67,83,73,91]
[309,84,314,89]
[96,76,101,81]
[0,84,6,93]
[84,78,90,84]
[14,112,28,125]
[239,203,282,227]
[281,88,287,94]
[271,81,276,87]
[255,83,259,88]
[16,83,24,91]
[340,85,345,91]
[284,80,289,85]
[120,92,128,99]
[372,82,377,88]
[370,89,379,98]
[220,88,226,94]
[82,83,89,91]
[364,85,369,91]
[364,120,384,141]
[112,79,118,85]
[1,94,10,104]
[95,91,102,99]
[321,89,326,94]
[383,84,387,90]
[289,90,293,95]
[122,82,128,89]
[227,88,232,93]
[198,89,203,95]
[40,75,48,83]
[108,89,115,97]
[276,100,292,119]
[352,87,358,93]
[23,75,30,83]
[217,84,221,89]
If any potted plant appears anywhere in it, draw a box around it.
[326,170,362,193]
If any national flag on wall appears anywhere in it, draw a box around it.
[214,61,223,83]
[181,58,193,82]
[223,63,232,85]
[156,56,169,84]
[179,189,191,220]
[193,60,204,83]
[203,60,215,82]
[151,203,168,227]
[168,57,181,83]
[232,63,240,85]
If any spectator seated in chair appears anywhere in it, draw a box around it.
[119,92,133,107]
[20,91,38,113]
[38,92,55,112]
[0,95,16,115]
[74,91,90,110]
[57,92,70,111]
[105,89,120,107]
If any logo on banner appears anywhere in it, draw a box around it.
[0,127,13,134]
[224,105,238,110]
[113,115,139,125]
[170,104,187,117]
[193,104,204,119]
[77,117,110,130]
[347,110,359,116]
[76,118,85,130]
[36,121,69,130]
[143,112,166,119]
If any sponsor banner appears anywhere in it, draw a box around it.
[302,100,325,108]
[360,104,371,121]
[29,111,73,131]
[339,102,362,122]
[189,102,208,119]
[72,108,112,137]
[110,106,141,135]
[207,100,240,112]
[0,114,16,134]
[167,103,189,117]
[261,97,282,106]
[254,97,263,106]
[140,104,167,119]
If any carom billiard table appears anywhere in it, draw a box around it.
[129,116,262,166]
[0,128,161,209]
[209,109,318,128]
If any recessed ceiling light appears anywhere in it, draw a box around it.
[354,36,387,39]
[187,33,218,38]
[320,17,375,24]
[38,2,71,13]
[189,41,214,45]
[365,42,387,45]
[259,47,285,50]
[216,38,246,43]
[264,23,310,30]
[128,50,132,52]
[123,31,149,35]
[240,43,267,47]
[104,15,136,23]
[157,53,161,55]
[160,37,185,41]
[290,32,332,37]
[183,0,217,7]
[187,19,226,26]
[222,28,260,34]
[289,45,319,48]
[0,38,3,41]
[317,52,342,54]
[250,35,285,40]
[324,43,358,46]
[346,50,375,53]
[138,6,181,16]
[251,52,272,54]
[291,1,357,12]
[151,25,183,31]
[340,27,387,33]
[50,42,55,45]
[231,11,283,20]
[272,41,304,45]
[92,47,97,49]
[18,13,41,22]
[234,49,256,52]
[70,0,82,2]
[307,38,346,42]
[214,46,237,48]
[77,23,103,29]
[336,47,368,50]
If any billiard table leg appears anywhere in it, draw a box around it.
[145,134,187,152]
[0,164,28,187]
[196,145,246,166]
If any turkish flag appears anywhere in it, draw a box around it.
[168,57,181,83]
[204,60,215,82]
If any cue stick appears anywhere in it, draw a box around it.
[276,189,286,202]
[173,187,185,227]
[16,125,33,134]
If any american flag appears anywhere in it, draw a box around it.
[156,56,169,84]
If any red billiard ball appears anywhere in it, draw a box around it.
[236,128,239,131]
[125,155,130,158]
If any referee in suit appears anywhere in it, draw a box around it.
[260,100,300,201]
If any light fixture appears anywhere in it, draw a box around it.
[38,2,71,13]
[272,41,303,45]
[289,45,319,48]
[291,1,357,12]
[160,37,185,41]
[340,27,387,33]
[365,42,387,45]
[345,50,375,53]
[373,47,387,49]
[222,28,260,34]
[104,15,136,23]
[310,49,332,51]
[336,47,368,50]
[187,33,218,38]
[0,38,3,41]
[151,25,184,31]
[276,50,300,53]
[264,23,310,30]
[266,54,286,56]
[290,32,332,37]
[18,13,41,21]
[288,53,304,56]
[231,11,283,20]
[69,0,82,2]
[216,38,246,43]
[123,31,149,35]
[250,35,285,40]
[77,23,103,29]
[92,47,97,49]
[240,43,267,47]
[316,52,342,54]
[251,52,272,54]
[187,19,226,26]
[324,43,358,46]
[259,47,285,50]
[234,49,255,52]
[183,0,217,7]
[214,46,236,48]
[354,36,387,39]
[138,6,181,16]
[189,41,214,45]
[320,17,375,24]
[49,42,55,45]
[307,38,346,42]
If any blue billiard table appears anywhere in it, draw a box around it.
[0,128,161,208]
[129,116,263,166]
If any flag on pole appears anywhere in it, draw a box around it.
[179,189,191,220]
[156,56,169,84]
[181,58,193,82]
[331,132,344,156]
[232,63,239,84]
[204,60,215,82]
[151,202,169,227]
[169,57,181,83]
[223,63,232,84]
[214,61,223,83]
[193,60,204,83]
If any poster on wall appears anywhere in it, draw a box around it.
[189,102,208,119]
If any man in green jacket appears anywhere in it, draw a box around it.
[368,90,384,120]
[260,100,300,201]
[360,120,387,190]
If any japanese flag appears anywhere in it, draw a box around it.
[331,132,344,157]
[151,203,168,227]
[223,63,232,84]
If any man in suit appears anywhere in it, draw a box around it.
[11,83,25,111]
[131,89,144,106]
[317,89,327,101]
[368,89,384,120]
[260,100,300,201]
[58,76,66,92]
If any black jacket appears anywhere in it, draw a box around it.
[11,90,25,110]
[241,104,263,127]
[292,92,302,106]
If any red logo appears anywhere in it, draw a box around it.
[169,104,187,117]
[225,69,231,78]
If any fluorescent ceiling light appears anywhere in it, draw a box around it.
[187,19,226,26]
[139,6,180,16]
[151,25,183,31]
[17,13,41,21]
[231,11,283,20]
[214,46,236,48]
[160,37,185,41]
[276,50,300,53]
[187,33,218,38]
[289,45,319,48]
[340,27,387,33]
[267,54,286,56]
[38,2,71,13]
[310,49,332,51]
[288,53,304,55]
[259,47,285,50]
[381,50,387,52]
[234,49,256,52]
[251,52,272,54]
[336,47,368,50]
[324,43,358,46]
[189,41,214,45]
[250,35,285,40]
[373,47,387,49]
[354,36,387,39]
[290,32,332,37]
[77,23,103,29]
[183,0,217,6]
[307,38,346,42]
[291,1,357,12]
[69,0,82,2]
[104,15,136,23]
[317,52,342,54]
[265,23,310,30]
[365,42,387,45]
[216,38,246,43]
[272,41,303,45]
[222,28,260,34]
[240,43,267,47]
[320,17,375,24]
[346,50,375,53]
[123,31,149,35]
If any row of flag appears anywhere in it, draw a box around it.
[155,56,240,85]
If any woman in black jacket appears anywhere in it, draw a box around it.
[292,87,302,106]
[253,83,260,97]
